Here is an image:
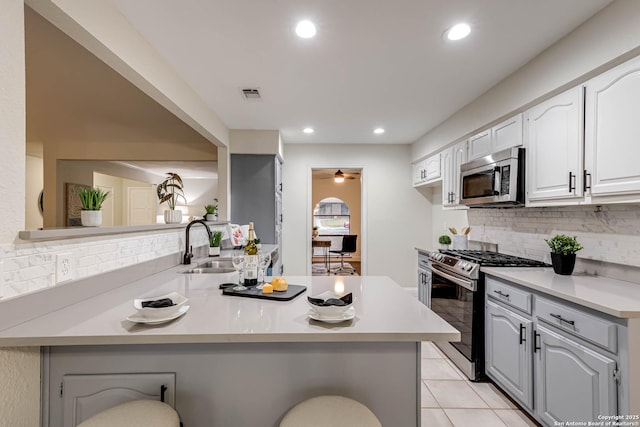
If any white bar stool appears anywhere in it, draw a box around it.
[280,395,381,427]
[77,400,180,427]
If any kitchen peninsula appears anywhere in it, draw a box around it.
[0,261,458,426]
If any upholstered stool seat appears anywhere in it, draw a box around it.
[280,395,381,427]
[77,400,180,427]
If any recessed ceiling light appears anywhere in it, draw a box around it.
[295,20,316,38]
[446,23,471,41]
[303,127,314,134]
[373,128,385,134]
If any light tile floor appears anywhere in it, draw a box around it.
[420,342,540,427]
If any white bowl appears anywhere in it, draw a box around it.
[134,292,188,319]
[307,291,353,319]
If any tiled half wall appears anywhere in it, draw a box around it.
[0,227,219,300]
[467,204,640,268]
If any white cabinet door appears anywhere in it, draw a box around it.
[485,300,533,410]
[451,142,467,205]
[442,142,468,207]
[424,153,441,181]
[492,114,523,152]
[535,325,617,425]
[441,149,453,205]
[585,55,640,198]
[412,159,425,186]
[526,86,584,203]
[468,130,491,161]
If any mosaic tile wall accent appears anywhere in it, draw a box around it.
[467,205,640,267]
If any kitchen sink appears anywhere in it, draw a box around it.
[179,260,235,274]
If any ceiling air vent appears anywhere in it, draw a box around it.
[241,88,262,100]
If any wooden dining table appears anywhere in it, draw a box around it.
[312,239,332,274]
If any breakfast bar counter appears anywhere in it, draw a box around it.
[0,263,458,426]
[0,268,458,346]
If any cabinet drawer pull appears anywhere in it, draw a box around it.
[569,172,576,192]
[534,331,541,353]
[549,313,575,326]
[583,170,591,191]
[519,324,526,345]
[493,290,509,299]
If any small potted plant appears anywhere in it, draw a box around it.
[312,226,319,239]
[77,187,109,227]
[204,199,219,221]
[209,230,223,257]
[157,172,186,224]
[545,234,583,275]
[438,235,451,250]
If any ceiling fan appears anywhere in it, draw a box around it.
[312,168,361,181]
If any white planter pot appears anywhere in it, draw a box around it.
[208,246,220,257]
[205,213,217,221]
[164,209,183,224]
[81,210,102,227]
[452,235,469,250]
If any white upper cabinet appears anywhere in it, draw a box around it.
[442,141,468,207]
[424,153,441,182]
[468,130,491,160]
[412,153,441,187]
[412,159,426,186]
[492,114,524,153]
[526,86,584,204]
[585,55,640,200]
[468,114,523,161]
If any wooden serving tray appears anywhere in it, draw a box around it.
[222,284,307,301]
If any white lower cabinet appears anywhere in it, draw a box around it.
[485,300,533,410]
[535,325,618,425]
[485,276,621,426]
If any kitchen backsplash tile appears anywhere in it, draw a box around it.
[468,205,640,268]
[0,225,222,300]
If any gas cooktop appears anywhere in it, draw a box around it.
[440,250,550,268]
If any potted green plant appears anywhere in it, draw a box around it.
[77,187,109,227]
[545,234,583,275]
[157,172,186,224]
[312,226,319,239]
[438,235,451,250]
[209,230,223,256]
[204,198,219,221]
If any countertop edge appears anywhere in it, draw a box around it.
[482,267,640,319]
[0,332,461,347]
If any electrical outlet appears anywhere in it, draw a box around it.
[56,253,74,284]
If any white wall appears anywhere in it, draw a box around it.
[283,144,433,287]
[0,1,39,424]
[412,0,640,161]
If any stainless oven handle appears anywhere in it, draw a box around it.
[431,266,476,292]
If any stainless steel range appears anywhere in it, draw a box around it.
[424,250,549,381]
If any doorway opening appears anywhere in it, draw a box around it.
[311,168,362,275]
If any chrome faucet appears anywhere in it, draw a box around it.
[183,219,213,265]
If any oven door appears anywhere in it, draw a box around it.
[430,265,484,380]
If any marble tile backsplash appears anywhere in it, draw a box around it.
[468,205,640,267]
[0,227,216,300]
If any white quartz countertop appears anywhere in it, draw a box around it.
[482,267,640,318]
[0,262,459,346]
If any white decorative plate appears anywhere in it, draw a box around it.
[127,306,190,325]
[308,306,355,324]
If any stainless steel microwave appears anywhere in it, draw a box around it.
[459,147,525,207]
